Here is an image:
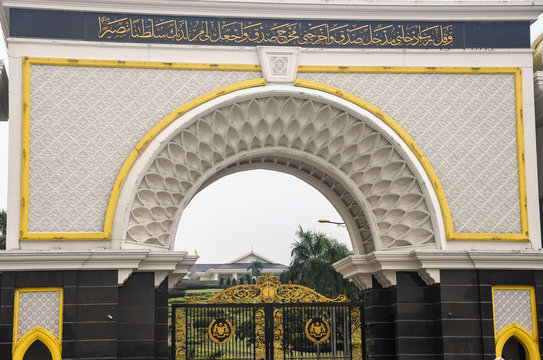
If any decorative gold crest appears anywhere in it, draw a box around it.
[305,318,331,344]
[208,318,234,344]
[189,274,349,304]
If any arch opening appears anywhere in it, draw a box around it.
[23,340,53,360]
[502,336,527,360]
[173,152,376,255]
[175,169,353,263]
[113,88,444,254]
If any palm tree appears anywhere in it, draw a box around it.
[282,226,360,300]
[247,260,263,280]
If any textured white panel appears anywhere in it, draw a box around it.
[258,47,300,83]
[127,96,435,251]
[298,72,520,234]
[493,288,533,334]
[17,290,61,340]
[29,65,260,232]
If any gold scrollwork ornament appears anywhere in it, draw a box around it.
[305,317,331,344]
[193,274,349,304]
[175,309,187,360]
[351,308,362,359]
[255,309,266,359]
[208,318,235,344]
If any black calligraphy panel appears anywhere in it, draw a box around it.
[10,8,530,49]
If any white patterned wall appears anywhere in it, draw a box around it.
[298,72,520,234]
[28,65,260,232]
[493,288,534,335]
[28,67,519,235]
[17,290,61,340]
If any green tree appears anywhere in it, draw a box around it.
[243,273,251,284]
[282,226,360,300]
[246,260,263,279]
[0,209,6,250]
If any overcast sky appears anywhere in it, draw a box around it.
[1,16,542,264]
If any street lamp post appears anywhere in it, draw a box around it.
[318,219,346,227]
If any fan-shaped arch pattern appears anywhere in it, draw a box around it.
[126,96,436,252]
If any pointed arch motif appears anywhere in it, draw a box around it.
[12,326,62,360]
[495,323,540,360]
[13,287,63,359]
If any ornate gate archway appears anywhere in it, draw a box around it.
[112,86,444,255]
[172,274,363,360]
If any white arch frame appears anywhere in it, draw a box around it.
[111,85,446,252]
[173,150,376,255]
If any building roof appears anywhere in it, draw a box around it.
[187,250,288,278]
[227,250,277,264]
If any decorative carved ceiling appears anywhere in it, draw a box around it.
[125,95,436,253]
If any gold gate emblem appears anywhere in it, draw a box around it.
[208,318,234,344]
[305,318,330,344]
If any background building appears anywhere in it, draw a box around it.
[188,251,287,281]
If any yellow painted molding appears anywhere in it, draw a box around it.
[515,69,530,240]
[495,323,539,360]
[492,286,539,360]
[24,57,261,72]
[19,57,264,241]
[13,287,63,359]
[298,65,522,74]
[12,326,62,360]
[20,59,528,243]
[19,57,31,241]
[101,77,266,241]
[294,66,529,242]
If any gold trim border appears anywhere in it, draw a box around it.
[492,285,539,359]
[19,59,528,242]
[296,65,528,241]
[12,287,64,357]
[20,57,265,240]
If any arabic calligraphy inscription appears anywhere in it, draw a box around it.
[97,15,455,48]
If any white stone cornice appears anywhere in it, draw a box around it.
[154,270,170,287]
[118,269,134,285]
[0,250,198,286]
[417,268,440,285]
[374,270,397,288]
[467,251,543,269]
[349,273,372,291]
[2,0,542,22]
[7,37,536,56]
[334,250,543,289]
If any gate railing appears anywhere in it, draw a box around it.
[171,274,363,360]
